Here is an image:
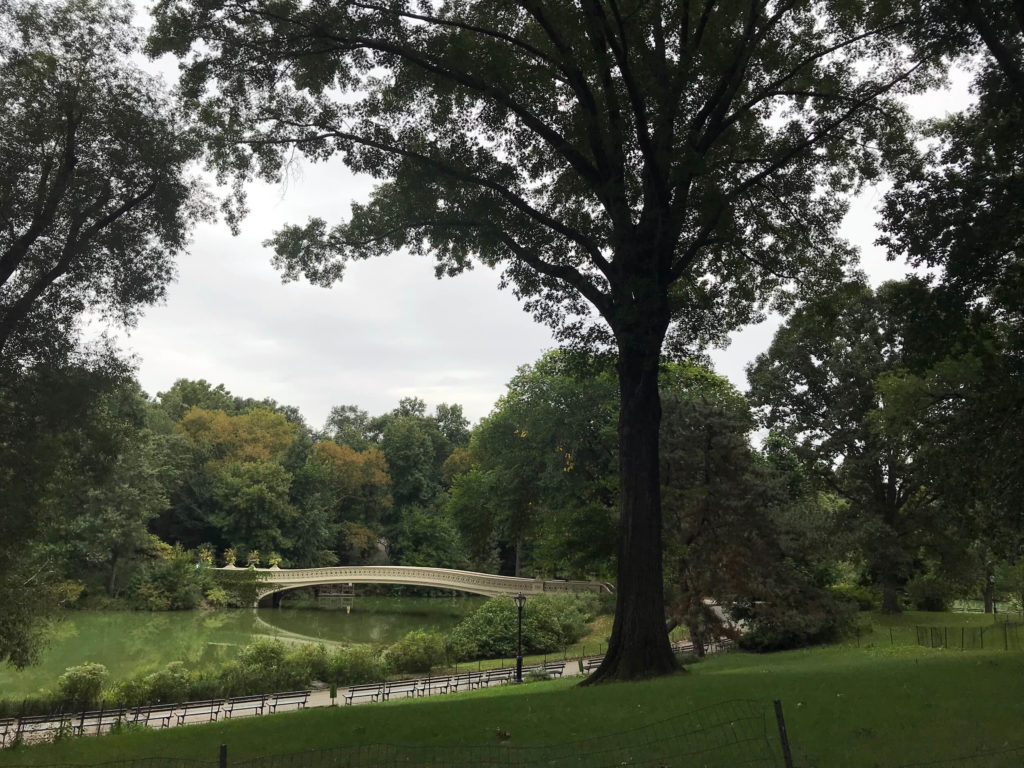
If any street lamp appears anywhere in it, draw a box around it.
[514,592,526,684]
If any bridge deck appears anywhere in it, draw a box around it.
[218,565,612,603]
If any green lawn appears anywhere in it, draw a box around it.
[3,612,1023,768]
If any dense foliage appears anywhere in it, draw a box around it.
[4,0,1024,678]
[148,0,927,681]
[450,594,598,660]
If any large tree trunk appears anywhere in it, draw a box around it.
[983,569,995,613]
[106,553,120,598]
[881,579,902,613]
[879,502,903,613]
[585,341,676,683]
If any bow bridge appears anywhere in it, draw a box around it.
[222,565,612,605]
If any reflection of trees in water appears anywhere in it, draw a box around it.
[1,600,485,699]
[257,597,484,645]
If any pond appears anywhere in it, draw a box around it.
[0,596,484,701]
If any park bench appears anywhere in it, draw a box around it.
[0,717,17,748]
[481,667,513,687]
[176,699,224,725]
[543,660,566,677]
[15,713,72,743]
[449,671,482,692]
[130,703,176,728]
[344,683,382,706]
[269,690,311,713]
[580,656,604,674]
[74,707,128,736]
[224,694,267,718]
[419,676,451,696]
[383,679,419,700]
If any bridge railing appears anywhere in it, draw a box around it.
[221,565,611,595]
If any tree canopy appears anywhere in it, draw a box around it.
[150,0,926,681]
[0,0,208,362]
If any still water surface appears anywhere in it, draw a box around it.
[0,597,482,699]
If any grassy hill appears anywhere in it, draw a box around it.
[2,612,1023,768]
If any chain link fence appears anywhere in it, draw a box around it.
[915,622,1024,651]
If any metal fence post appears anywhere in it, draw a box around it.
[219,743,227,768]
[773,700,795,768]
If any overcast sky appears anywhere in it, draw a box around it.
[101,14,975,430]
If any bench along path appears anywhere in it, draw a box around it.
[0,640,725,746]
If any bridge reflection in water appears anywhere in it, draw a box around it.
[219,565,613,606]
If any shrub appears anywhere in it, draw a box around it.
[736,592,857,652]
[144,661,192,704]
[56,662,108,710]
[907,574,955,611]
[127,546,207,610]
[386,630,447,674]
[204,586,229,607]
[234,638,308,692]
[287,643,331,683]
[102,676,151,708]
[450,594,592,660]
[830,584,877,611]
[327,645,388,686]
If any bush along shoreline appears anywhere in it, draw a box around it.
[0,594,600,717]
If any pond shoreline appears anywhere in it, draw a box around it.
[0,598,485,702]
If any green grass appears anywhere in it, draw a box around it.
[4,612,1024,767]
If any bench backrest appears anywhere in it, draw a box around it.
[184,700,223,712]
[77,709,126,724]
[137,703,178,714]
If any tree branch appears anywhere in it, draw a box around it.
[961,0,1024,100]
[256,117,613,276]
[0,108,80,287]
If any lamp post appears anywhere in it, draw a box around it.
[514,592,526,684]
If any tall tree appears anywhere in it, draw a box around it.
[1,0,206,661]
[155,379,237,424]
[875,5,1024,598]
[151,0,924,679]
[746,279,958,612]
[0,356,131,666]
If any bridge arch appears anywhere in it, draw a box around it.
[219,565,612,606]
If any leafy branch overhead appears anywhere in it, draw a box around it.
[0,0,210,362]
[151,0,923,350]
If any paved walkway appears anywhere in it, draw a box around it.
[1,640,732,747]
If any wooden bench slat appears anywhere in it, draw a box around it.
[419,676,450,695]
[268,690,310,713]
[176,699,224,725]
[130,703,177,728]
[383,679,419,700]
[225,694,267,718]
[344,683,381,706]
